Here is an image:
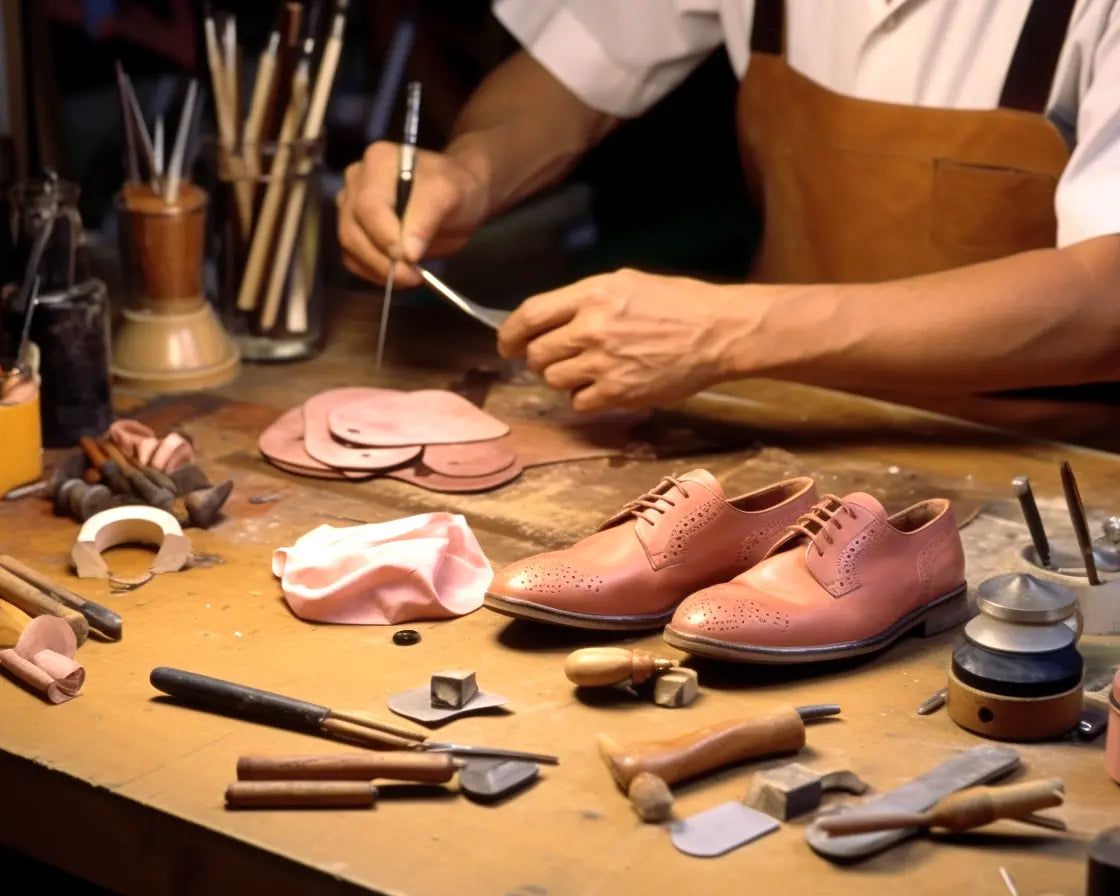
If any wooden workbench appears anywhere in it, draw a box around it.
[2,292,1118,896]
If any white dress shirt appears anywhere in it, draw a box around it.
[493,0,1120,248]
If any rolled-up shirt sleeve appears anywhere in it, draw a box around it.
[1054,1,1120,247]
[492,0,726,117]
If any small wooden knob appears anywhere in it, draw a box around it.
[564,647,677,687]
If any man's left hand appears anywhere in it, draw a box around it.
[497,268,742,412]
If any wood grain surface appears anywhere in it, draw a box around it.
[1,292,1117,896]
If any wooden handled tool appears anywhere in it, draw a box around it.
[225,780,377,809]
[0,566,89,644]
[102,441,174,510]
[150,667,427,748]
[237,752,461,783]
[598,704,840,791]
[0,555,122,639]
[0,600,32,648]
[816,778,1065,836]
[564,647,678,687]
[79,436,130,495]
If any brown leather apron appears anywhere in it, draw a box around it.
[736,0,1119,449]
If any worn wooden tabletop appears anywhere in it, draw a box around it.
[1,291,1118,896]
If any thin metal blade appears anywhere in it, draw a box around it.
[421,742,559,765]
[375,265,394,370]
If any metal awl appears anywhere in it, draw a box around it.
[375,80,422,370]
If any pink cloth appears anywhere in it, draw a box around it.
[272,512,494,624]
[0,616,85,703]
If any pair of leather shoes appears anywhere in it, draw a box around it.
[483,469,967,663]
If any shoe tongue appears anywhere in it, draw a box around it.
[677,469,724,498]
[841,492,887,518]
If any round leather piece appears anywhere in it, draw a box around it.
[421,437,517,478]
[327,389,510,447]
[266,456,370,481]
[259,407,368,479]
[302,388,422,470]
[387,457,524,493]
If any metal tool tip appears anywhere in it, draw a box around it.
[796,704,841,721]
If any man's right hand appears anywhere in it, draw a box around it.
[336,139,491,288]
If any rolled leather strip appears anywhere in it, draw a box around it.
[0,615,84,703]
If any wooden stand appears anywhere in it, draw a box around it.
[946,667,1083,741]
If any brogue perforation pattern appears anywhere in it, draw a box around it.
[821,523,884,596]
[509,561,604,596]
[917,529,951,596]
[685,593,791,633]
[735,518,784,564]
[659,497,723,561]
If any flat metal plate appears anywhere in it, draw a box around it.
[388,686,509,725]
[459,759,540,802]
[669,802,780,858]
[805,744,1020,861]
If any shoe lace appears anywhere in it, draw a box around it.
[787,495,857,557]
[621,476,691,527]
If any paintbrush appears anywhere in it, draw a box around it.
[259,0,348,332]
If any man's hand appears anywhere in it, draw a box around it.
[498,268,745,413]
[336,141,491,288]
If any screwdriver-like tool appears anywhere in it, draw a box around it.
[375,80,422,370]
[1012,475,1051,568]
[1060,460,1100,585]
[816,777,1065,836]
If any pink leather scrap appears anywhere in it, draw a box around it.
[109,419,195,472]
[273,512,494,624]
[0,616,85,704]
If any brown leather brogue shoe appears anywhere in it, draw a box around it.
[664,492,967,661]
[483,470,818,630]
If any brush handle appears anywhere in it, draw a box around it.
[225,780,376,808]
[237,752,457,783]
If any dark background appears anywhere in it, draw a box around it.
[3,0,758,310]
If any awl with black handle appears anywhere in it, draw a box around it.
[0,554,122,640]
[150,667,559,764]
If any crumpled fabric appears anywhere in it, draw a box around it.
[272,512,493,624]
[0,615,85,704]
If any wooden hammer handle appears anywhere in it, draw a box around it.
[0,566,89,644]
[598,707,806,790]
[929,777,1065,832]
[0,555,122,639]
[225,780,377,808]
[237,753,458,783]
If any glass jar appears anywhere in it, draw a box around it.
[207,136,326,361]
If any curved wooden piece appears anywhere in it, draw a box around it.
[597,707,806,791]
[72,506,191,579]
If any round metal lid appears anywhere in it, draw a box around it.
[976,572,1077,623]
[964,613,1077,654]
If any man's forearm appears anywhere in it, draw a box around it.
[444,51,619,219]
[721,234,1120,394]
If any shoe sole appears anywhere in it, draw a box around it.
[483,592,675,631]
[662,584,969,663]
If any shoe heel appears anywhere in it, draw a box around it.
[916,586,971,636]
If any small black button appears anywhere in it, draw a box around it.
[393,629,421,646]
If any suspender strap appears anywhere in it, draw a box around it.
[999,0,1077,112]
[750,0,1075,114]
[750,0,783,55]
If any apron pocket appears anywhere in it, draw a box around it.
[931,158,1058,261]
